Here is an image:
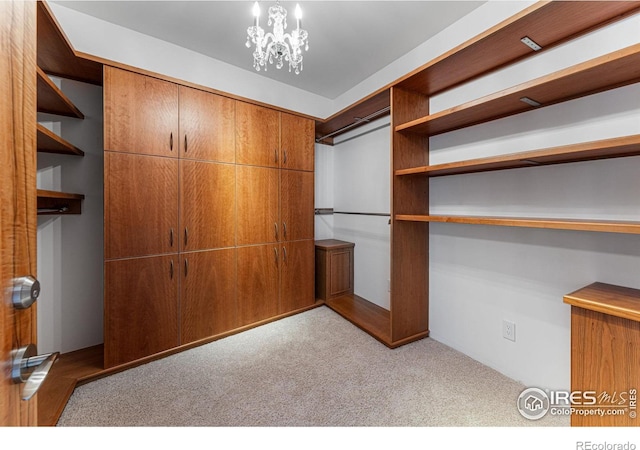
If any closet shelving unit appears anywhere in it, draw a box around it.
[325,1,640,347]
[35,1,102,216]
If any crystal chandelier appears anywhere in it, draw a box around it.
[246,1,309,74]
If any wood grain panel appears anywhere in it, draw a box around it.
[571,306,640,426]
[280,170,314,242]
[0,0,37,426]
[314,240,355,301]
[564,282,640,326]
[37,123,84,156]
[180,160,236,251]
[236,165,279,246]
[104,66,178,156]
[235,101,279,167]
[104,256,179,368]
[180,249,238,344]
[325,295,391,345]
[105,152,179,259]
[36,67,83,118]
[281,112,314,171]
[280,240,315,314]
[179,86,235,163]
[237,245,279,326]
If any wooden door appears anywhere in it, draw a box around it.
[280,240,315,314]
[280,170,314,242]
[1,0,37,426]
[236,165,279,246]
[180,249,238,344]
[280,112,314,172]
[104,66,178,157]
[180,160,236,251]
[179,86,235,163]
[235,101,279,167]
[104,255,179,368]
[105,152,179,259]
[237,245,279,326]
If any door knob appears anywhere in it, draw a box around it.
[11,344,59,401]
[11,276,40,309]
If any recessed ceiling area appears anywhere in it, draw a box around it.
[53,1,486,99]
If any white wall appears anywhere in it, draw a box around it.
[314,142,334,240]
[37,78,104,354]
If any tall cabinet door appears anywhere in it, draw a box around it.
[280,112,314,171]
[236,165,279,246]
[180,160,236,251]
[280,240,315,313]
[105,152,179,259]
[105,255,179,368]
[235,101,280,167]
[280,170,314,242]
[179,86,235,163]
[237,245,280,326]
[180,249,238,344]
[104,66,178,157]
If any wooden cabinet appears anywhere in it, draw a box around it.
[180,249,238,344]
[280,169,314,242]
[315,240,355,301]
[104,255,179,368]
[280,240,315,313]
[104,66,179,157]
[178,85,235,163]
[235,101,280,167]
[281,112,314,172]
[237,244,280,326]
[180,160,236,251]
[564,283,640,427]
[105,151,179,259]
[236,165,279,246]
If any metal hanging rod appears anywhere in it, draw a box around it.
[315,208,390,217]
[315,106,390,143]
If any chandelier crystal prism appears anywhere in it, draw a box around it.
[245,1,309,74]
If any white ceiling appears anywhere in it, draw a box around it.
[53,1,486,99]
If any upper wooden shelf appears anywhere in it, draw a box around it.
[564,282,640,323]
[37,1,103,86]
[395,44,640,136]
[37,124,85,156]
[37,189,85,215]
[37,67,84,118]
[395,214,640,235]
[395,1,640,96]
[395,134,640,177]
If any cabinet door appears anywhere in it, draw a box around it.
[104,66,178,157]
[236,165,279,246]
[180,160,236,251]
[280,112,314,171]
[105,255,179,368]
[235,101,279,167]
[237,245,280,326]
[280,169,314,242]
[179,86,235,163]
[180,249,238,344]
[105,152,179,259]
[280,240,315,314]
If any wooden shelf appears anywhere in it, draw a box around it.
[395,134,640,177]
[564,282,640,323]
[396,214,640,235]
[37,1,103,86]
[37,67,84,118]
[395,1,640,96]
[37,123,84,156]
[37,189,84,215]
[395,44,640,136]
[325,294,391,345]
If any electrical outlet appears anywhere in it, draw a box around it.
[503,320,516,342]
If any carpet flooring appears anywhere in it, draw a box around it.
[57,306,568,427]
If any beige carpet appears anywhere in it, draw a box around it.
[57,306,568,427]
